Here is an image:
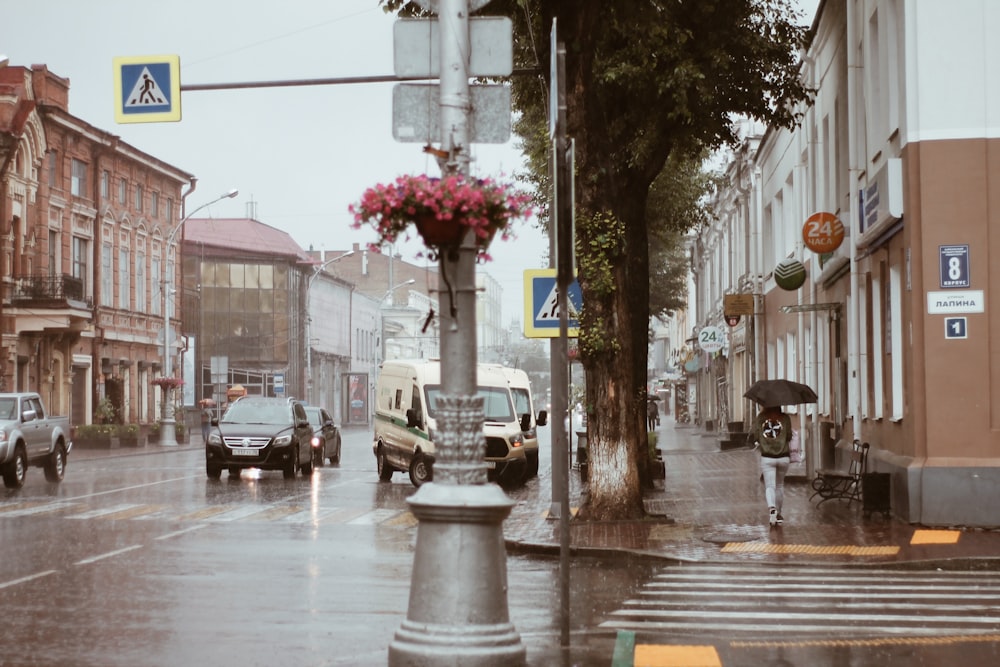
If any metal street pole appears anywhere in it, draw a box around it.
[305,250,354,404]
[158,188,237,447]
[388,0,525,664]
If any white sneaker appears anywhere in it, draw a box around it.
[769,508,777,526]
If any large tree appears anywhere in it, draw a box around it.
[385,0,811,519]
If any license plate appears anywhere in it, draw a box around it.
[231,448,258,457]
[485,461,496,469]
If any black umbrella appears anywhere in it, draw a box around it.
[744,379,818,407]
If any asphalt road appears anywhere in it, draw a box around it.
[3,428,998,666]
[0,428,647,667]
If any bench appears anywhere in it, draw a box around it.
[810,440,868,506]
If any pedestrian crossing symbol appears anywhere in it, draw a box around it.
[523,269,582,338]
[113,55,182,124]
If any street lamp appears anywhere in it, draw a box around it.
[158,188,238,447]
[305,250,354,404]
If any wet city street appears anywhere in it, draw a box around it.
[0,429,647,667]
[2,424,999,666]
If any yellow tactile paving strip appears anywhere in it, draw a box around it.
[720,541,900,556]
[911,529,961,544]
[634,644,721,667]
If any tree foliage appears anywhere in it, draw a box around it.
[382,0,812,519]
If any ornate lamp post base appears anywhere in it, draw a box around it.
[388,484,525,667]
[159,418,178,447]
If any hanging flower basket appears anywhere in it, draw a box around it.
[349,174,534,260]
[151,377,184,390]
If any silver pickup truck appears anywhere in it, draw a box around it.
[0,392,71,488]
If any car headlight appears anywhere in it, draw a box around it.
[207,433,221,445]
[274,434,293,446]
[510,433,524,448]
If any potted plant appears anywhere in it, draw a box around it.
[73,423,117,449]
[349,174,533,260]
[116,423,142,448]
[151,377,184,392]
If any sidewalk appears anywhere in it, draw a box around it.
[504,415,1000,568]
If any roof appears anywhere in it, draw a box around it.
[182,218,312,263]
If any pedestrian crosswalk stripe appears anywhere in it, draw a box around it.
[601,563,1000,640]
[732,633,1000,649]
[720,541,900,556]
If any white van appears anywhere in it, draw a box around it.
[372,359,527,487]
[488,365,547,478]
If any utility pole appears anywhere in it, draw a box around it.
[388,1,525,665]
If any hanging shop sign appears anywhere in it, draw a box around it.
[723,293,755,316]
[802,211,845,253]
[774,258,807,290]
[698,325,725,352]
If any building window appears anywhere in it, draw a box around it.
[48,151,59,188]
[48,230,59,277]
[100,170,110,200]
[151,256,161,316]
[71,159,87,197]
[165,198,174,222]
[101,243,114,307]
[136,251,146,312]
[134,185,144,212]
[119,247,131,308]
[72,236,89,299]
[151,191,159,218]
[119,178,127,204]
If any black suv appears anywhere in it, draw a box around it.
[205,397,315,479]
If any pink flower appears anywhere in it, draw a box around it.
[151,377,184,389]
[349,174,535,261]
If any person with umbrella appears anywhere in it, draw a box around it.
[646,396,660,431]
[750,404,791,526]
[744,379,817,527]
[198,398,216,444]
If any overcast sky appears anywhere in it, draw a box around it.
[4,0,820,325]
[3,0,548,325]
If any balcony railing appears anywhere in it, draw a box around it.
[8,274,88,304]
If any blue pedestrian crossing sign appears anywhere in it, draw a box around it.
[113,55,182,124]
[523,269,582,338]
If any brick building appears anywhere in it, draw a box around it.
[0,64,193,427]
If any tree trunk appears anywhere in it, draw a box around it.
[575,187,652,521]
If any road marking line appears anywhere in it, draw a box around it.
[74,544,144,565]
[732,633,1000,649]
[176,506,237,521]
[911,529,961,544]
[720,541,900,556]
[0,501,81,517]
[348,509,402,525]
[634,643,721,667]
[155,525,208,540]
[67,503,145,520]
[0,570,59,590]
[58,475,201,501]
[248,505,306,521]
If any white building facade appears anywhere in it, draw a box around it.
[692,0,1000,526]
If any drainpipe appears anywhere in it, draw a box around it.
[846,0,862,442]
